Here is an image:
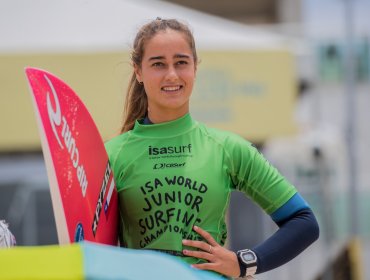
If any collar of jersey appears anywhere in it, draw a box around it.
[132,113,196,138]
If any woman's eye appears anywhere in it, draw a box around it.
[177,60,188,65]
[152,62,164,67]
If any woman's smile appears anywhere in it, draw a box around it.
[161,85,183,93]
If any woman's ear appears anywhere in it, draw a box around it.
[134,64,142,83]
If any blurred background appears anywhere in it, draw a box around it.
[0,0,369,279]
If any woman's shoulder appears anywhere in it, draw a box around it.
[104,131,132,157]
[105,132,127,146]
[196,121,252,147]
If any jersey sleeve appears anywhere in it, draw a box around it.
[224,134,297,214]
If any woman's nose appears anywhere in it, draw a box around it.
[165,65,178,81]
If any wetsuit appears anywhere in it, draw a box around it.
[105,113,319,273]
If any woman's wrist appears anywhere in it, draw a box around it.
[236,249,258,277]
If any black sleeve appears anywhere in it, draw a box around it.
[252,208,320,274]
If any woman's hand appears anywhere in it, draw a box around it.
[182,225,240,278]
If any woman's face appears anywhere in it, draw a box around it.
[135,29,196,121]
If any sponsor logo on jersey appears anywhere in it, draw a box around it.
[153,162,186,170]
[148,144,192,156]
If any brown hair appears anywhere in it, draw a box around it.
[120,18,198,133]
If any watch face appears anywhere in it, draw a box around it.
[241,251,256,264]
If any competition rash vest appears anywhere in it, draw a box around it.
[105,114,297,265]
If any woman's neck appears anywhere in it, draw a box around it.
[147,109,188,124]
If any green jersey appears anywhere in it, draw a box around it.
[105,114,296,265]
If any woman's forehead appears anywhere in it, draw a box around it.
[143,30,192,55]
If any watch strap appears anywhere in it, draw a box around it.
[236,252,247,277]
[236,249,257,278]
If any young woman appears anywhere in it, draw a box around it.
[105,18,319,279]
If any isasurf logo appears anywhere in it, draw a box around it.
[148,144,192,156]
[153,162,186,170]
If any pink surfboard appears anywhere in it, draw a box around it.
[25,67,118,245]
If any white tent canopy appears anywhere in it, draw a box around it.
[0,0,294,53]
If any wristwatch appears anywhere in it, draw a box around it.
[236,249,258,277]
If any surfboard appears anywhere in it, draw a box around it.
[25,67,118,245]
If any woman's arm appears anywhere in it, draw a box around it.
[238,193,319,276]
[182,193,319,278]
[252,206,319,273]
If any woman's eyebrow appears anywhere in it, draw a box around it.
[148,54,191,61]
[148,55,165,61]
[174,54,190,59]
